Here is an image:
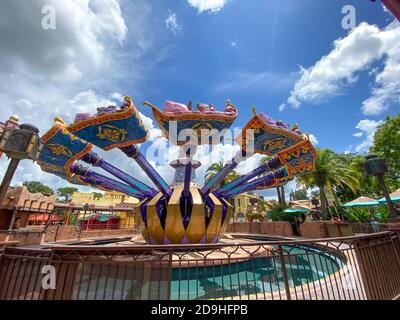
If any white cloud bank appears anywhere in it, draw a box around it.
[0,0,127,82]
[354,119,383,152]
[0,0,157,191]
[187,0,229,13]
[286,21,400,116]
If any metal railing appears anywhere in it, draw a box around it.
[0,232,399,300]
[350,223,390,234]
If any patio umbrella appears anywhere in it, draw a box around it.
[284,207,310,213]
[342,196,380,207]
[378,189,400,204]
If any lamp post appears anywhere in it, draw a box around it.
[363,154,397,221]
[0,123,43,209]
[79,203,90,238]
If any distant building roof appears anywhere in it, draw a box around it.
[1,187,56,213]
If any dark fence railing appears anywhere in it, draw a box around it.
[0,232,399,300]
[350,223,390,234]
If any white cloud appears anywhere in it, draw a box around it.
[165,10,182,34]
[354,119,383,153]
[215,71,296,94]
[0,1,160,192]
[286,21,400,115]
[308,134,319,145]
[355,119,383,134]
[187,0,229,13]
[110,92,124,101]
[278,103,286,112]
[361,24,400,115]
[0,0,127,82]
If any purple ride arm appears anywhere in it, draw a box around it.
[200,153,244,197]
[121,145,172,198]
[216,157,283,196]
[70,163,147,200]
[79,176,136,197]
[81,152,157,197]
[183,160,193,198]
[222,168,288,200]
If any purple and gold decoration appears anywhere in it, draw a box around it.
[68,96,149,151]
[38,162,89,187]
[39,118,93,177]
[144,100,238,146]
[68,96,171,198]
[139,158,233,244]
[29,97,317,245]
[238,107,305,156]
[202,108,314,197]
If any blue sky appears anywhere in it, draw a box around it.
[133,0,397,153]
[0,0,399,199]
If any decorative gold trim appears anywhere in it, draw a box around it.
[146,193,164,244]
[68,97,137,132]
[206,193,223,243]
[41,120,93,177]
[185,187,205,243]
[238,114,304,156]
[276,139,318,177]
[165,187,186,244]
[65,144,93,177]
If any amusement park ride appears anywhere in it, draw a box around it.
[0,0,397,247]
[27,97,318,245]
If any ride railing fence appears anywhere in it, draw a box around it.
[0,232,399,300]
[350,223,390,234]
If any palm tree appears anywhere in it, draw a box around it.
[296,148,360,219]
[204,161,239,190]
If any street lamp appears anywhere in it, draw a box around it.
[363,154,397,221]
[0,123,43,208]
[78,203,90,239]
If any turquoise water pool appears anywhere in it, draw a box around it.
[72,244,345,300]
[170,245,345,300]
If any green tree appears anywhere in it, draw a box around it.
[23,181,54,196]
[296,149,360,218]
[290,188,309,201]
[342,207,372,223]
[371,114,400,191]
[57,187,78,202]
[92,192,103,201]
[204,161,239,189]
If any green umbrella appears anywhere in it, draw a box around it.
[284,208,310,213]
[378,189,400,204]
[342,196,379,207]
[97,215,119,222]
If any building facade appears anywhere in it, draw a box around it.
[232,192,265,222]
[69,191,140,229]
